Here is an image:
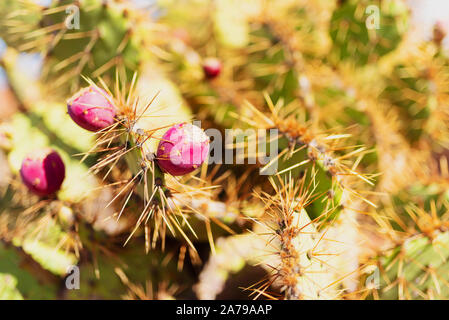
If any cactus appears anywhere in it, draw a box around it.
[362,192,449,300]
[3,0,153,93]
[376,231,449,300]
[1,0,449,301]
[329,0,409,66]
[381,43,449,148]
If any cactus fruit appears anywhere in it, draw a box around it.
[432,21,448,46]
[67,85,116,132]
[202,57,222,79]
[156,123,210,176]
[20,148,65,196]
[63,78,215,250]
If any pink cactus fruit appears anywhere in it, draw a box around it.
[67,85,116,132]
[202,57,222,79]
[20,148,66,196]
[433,20,449,45]
[157,123,210,176]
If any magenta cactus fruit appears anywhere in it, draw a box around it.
[202,57,222,79]
[20,148,66,196]
[433,20,448,45]
[67,85,116,132]
[156,123,210,176]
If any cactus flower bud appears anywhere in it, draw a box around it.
[156,123,209,176]
[67,85,116,132]
[20,148,65,196]
[202,57,222,79]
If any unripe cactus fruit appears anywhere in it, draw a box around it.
[156,123,210,176]
[67,86,116,132]
[20,148,65,196]
[202,57,222,79]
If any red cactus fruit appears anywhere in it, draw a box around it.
[202,57,222,79]
[156,123,210,176]
[20,148,65,196]
[67,85,116,132]
[433,20,448,45]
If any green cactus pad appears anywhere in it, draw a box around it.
[330,0,409,66]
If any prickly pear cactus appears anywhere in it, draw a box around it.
[330,0,409,66]
[1,0,449,301]
[3,0,155,93]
